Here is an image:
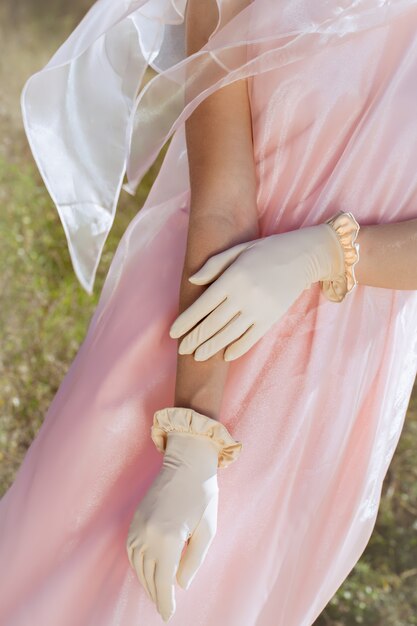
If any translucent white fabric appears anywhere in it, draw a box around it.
[21,0,417,292]
[2,1,417,625]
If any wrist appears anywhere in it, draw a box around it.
[303,223,346,286]
[318,223,346,282]
[151,407,243,469]
[165,430,220,473]
[319,211,361,302]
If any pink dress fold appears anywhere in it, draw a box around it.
[1,1,417,625]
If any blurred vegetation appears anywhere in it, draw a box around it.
[0,2,416,624]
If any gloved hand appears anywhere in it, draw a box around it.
[169,212,359,361]
[126,407,242,622]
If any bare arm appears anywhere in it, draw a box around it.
[354,218,417,289]
[173,0,259,420]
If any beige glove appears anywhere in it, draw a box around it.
[126,407,242,622]
[169,213,360,361]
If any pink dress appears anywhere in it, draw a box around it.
[1,1,417,624]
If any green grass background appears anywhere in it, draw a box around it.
[0,3,416,624]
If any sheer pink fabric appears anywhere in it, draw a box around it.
[20,0,417,293]
[2,0,417,624]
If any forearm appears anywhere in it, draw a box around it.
[174,212,259,420]
[354,218,417,289]
[173,0,259,421]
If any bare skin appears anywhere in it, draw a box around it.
[354,219,417,290]
[172,0,417,421]
[173,0,259,421]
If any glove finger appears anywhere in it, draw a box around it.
[224,322,265,361]
[169,284,227,339]
[154,538,184,622]
[176,495,218,591]
[144,556,157,605]
[188,242,251,285]
[178,300,239,355]
[126,535,139,571]
[133,548,154,603]
[194,313,252,361]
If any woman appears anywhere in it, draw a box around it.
[1,0,417,624]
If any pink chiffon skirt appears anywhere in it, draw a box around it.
[1,1,417,625]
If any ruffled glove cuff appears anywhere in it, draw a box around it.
[320,210,361,303]
[151,407,243,469]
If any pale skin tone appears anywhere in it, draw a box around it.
[173,0,417,422]
[173,0,259,421]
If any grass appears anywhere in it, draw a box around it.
[0,5,416,624]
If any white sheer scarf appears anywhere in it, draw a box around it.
[21,0,417,293]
